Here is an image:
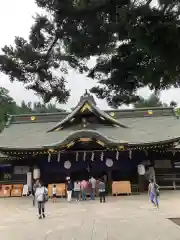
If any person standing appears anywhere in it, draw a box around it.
[74,180,81,201]
[32,179,39,206]
[52,184,56,203]
[89,176,96,200]
[148,179,159,209]
[66,179,73,202]
[80,179,87,201]
[35,181,48,219]
[98,179,106,203]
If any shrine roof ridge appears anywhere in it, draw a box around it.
[7,107,176,125]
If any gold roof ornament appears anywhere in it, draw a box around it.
[79,138,91,142]
[148,110,153,115]
[96,140,105,146]
[119,145,125,150]
[80,103,92,112]
[66,141,75,148]
[48,149,56,153]
[31,116,36,121]
[55,127,62,131]
[110,112,115,117]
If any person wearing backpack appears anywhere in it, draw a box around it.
[148,179,159,209]
[98,179,106,203]
[35,181,48,219]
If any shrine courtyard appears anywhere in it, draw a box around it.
[1,192,180,240]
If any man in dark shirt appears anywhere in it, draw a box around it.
[66,179,73,202]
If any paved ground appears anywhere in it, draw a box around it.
[1,191,180,240]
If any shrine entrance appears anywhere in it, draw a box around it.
[38,148,141,187]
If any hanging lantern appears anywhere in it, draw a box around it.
[57,152,61,162]
[76,152,79,161]
[116,151,119,160]
[83,151,86,161]
[129,150,132,159]
[91,152,94,161]
[48,153,51,162]
[137,164,145,175]
[33,166,40,179]
[100,152,104,161]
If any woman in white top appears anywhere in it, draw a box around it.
[35,181,48,219]
[74,180,81,201]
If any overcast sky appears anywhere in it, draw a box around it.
[0,0,180,110]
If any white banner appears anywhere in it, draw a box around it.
[27,172,32,189]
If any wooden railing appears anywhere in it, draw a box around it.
[156,173,180,190]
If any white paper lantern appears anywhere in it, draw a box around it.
[106,158,113,167]
[33,167,40,179]
[137,164,145,175]
[64,160,71,169]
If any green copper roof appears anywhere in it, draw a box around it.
[0,106,179,150]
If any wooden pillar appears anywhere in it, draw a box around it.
[138,174,146,192]
[107,171,112,194]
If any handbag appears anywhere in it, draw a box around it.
[43,187,48,202]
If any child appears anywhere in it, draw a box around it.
[52,184,56,203]
[74,180,81,201]
[98,179,106,203]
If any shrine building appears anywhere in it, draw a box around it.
[0,91,180,194]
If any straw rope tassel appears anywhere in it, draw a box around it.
[116,151,119,160]
[129,150,132,159]
[57,152,61,162]
[91,152,94,161]
[100,152,104,161]
[76,152,79,161]
[48,153,51,162]
[83,151,86,161]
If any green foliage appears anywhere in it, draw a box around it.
[0,0,180,106]
[134,93,164,108]
[19,101,66,114]
[0,86,66,131]
[133,93,178,109]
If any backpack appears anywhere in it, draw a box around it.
[154,183,160,196]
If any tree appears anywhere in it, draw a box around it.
[133,93,178,109]
[0,0,180,107]
[0,87,18,129]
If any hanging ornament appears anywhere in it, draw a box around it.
[129,150,132,159]
[48,153,51,162]
[100,152,104,161]
[116,151,119,160]
[64,160,71,169]
[91,152,94,161]
[106,158,113,167]
[76,152,79,161]
[57,152,61,162]
[83,151,86,161]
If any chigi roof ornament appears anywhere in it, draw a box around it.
[78,89,97,106]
